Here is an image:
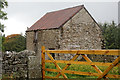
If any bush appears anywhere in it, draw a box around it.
[3,34,26,52]
[100,21,120,49]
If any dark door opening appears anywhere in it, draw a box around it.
[49,48,55,59]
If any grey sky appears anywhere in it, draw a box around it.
[118,1,120,23]
[2,1,119,36]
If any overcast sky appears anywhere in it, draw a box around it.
[1,0,120,36]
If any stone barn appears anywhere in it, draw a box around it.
[26,5,102,60]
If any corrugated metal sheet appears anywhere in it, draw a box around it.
[27,5,84,31]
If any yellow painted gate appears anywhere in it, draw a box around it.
[41,46,120,80]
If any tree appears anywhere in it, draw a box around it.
[0,0,8,51]
[100,21,120,49]
[3,34,26,52]
[0,33,2,51]
[0,0,8,32]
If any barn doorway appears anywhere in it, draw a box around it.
[49,48,55,59]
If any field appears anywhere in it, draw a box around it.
[45,63,119,79]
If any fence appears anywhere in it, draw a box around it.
[41,46,120,80]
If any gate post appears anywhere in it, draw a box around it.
[41,46,45,80]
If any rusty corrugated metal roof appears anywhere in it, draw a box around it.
[27,5,84,31]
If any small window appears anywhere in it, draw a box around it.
[49,48,55,59]
[33,31,38,43]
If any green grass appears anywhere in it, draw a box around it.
[1,63,119,79]
[45,63,120,79]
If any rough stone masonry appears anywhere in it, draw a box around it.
[2,50,41,79]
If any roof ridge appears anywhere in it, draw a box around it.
[47,5,84,14]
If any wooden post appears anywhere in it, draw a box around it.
[41,46,45,80]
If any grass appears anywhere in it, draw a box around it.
[45,63,120,79]
[1,63,119,79]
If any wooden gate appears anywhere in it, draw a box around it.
[41,46,120,80]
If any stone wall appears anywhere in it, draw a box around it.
[27,29,61,62]
[2,50,41,79]
[26,31,34,51]
[37,29,61,51]
[60,8,102,50]
[88,54,118,62]
[37,29,61,61]
[56,8,102,60]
